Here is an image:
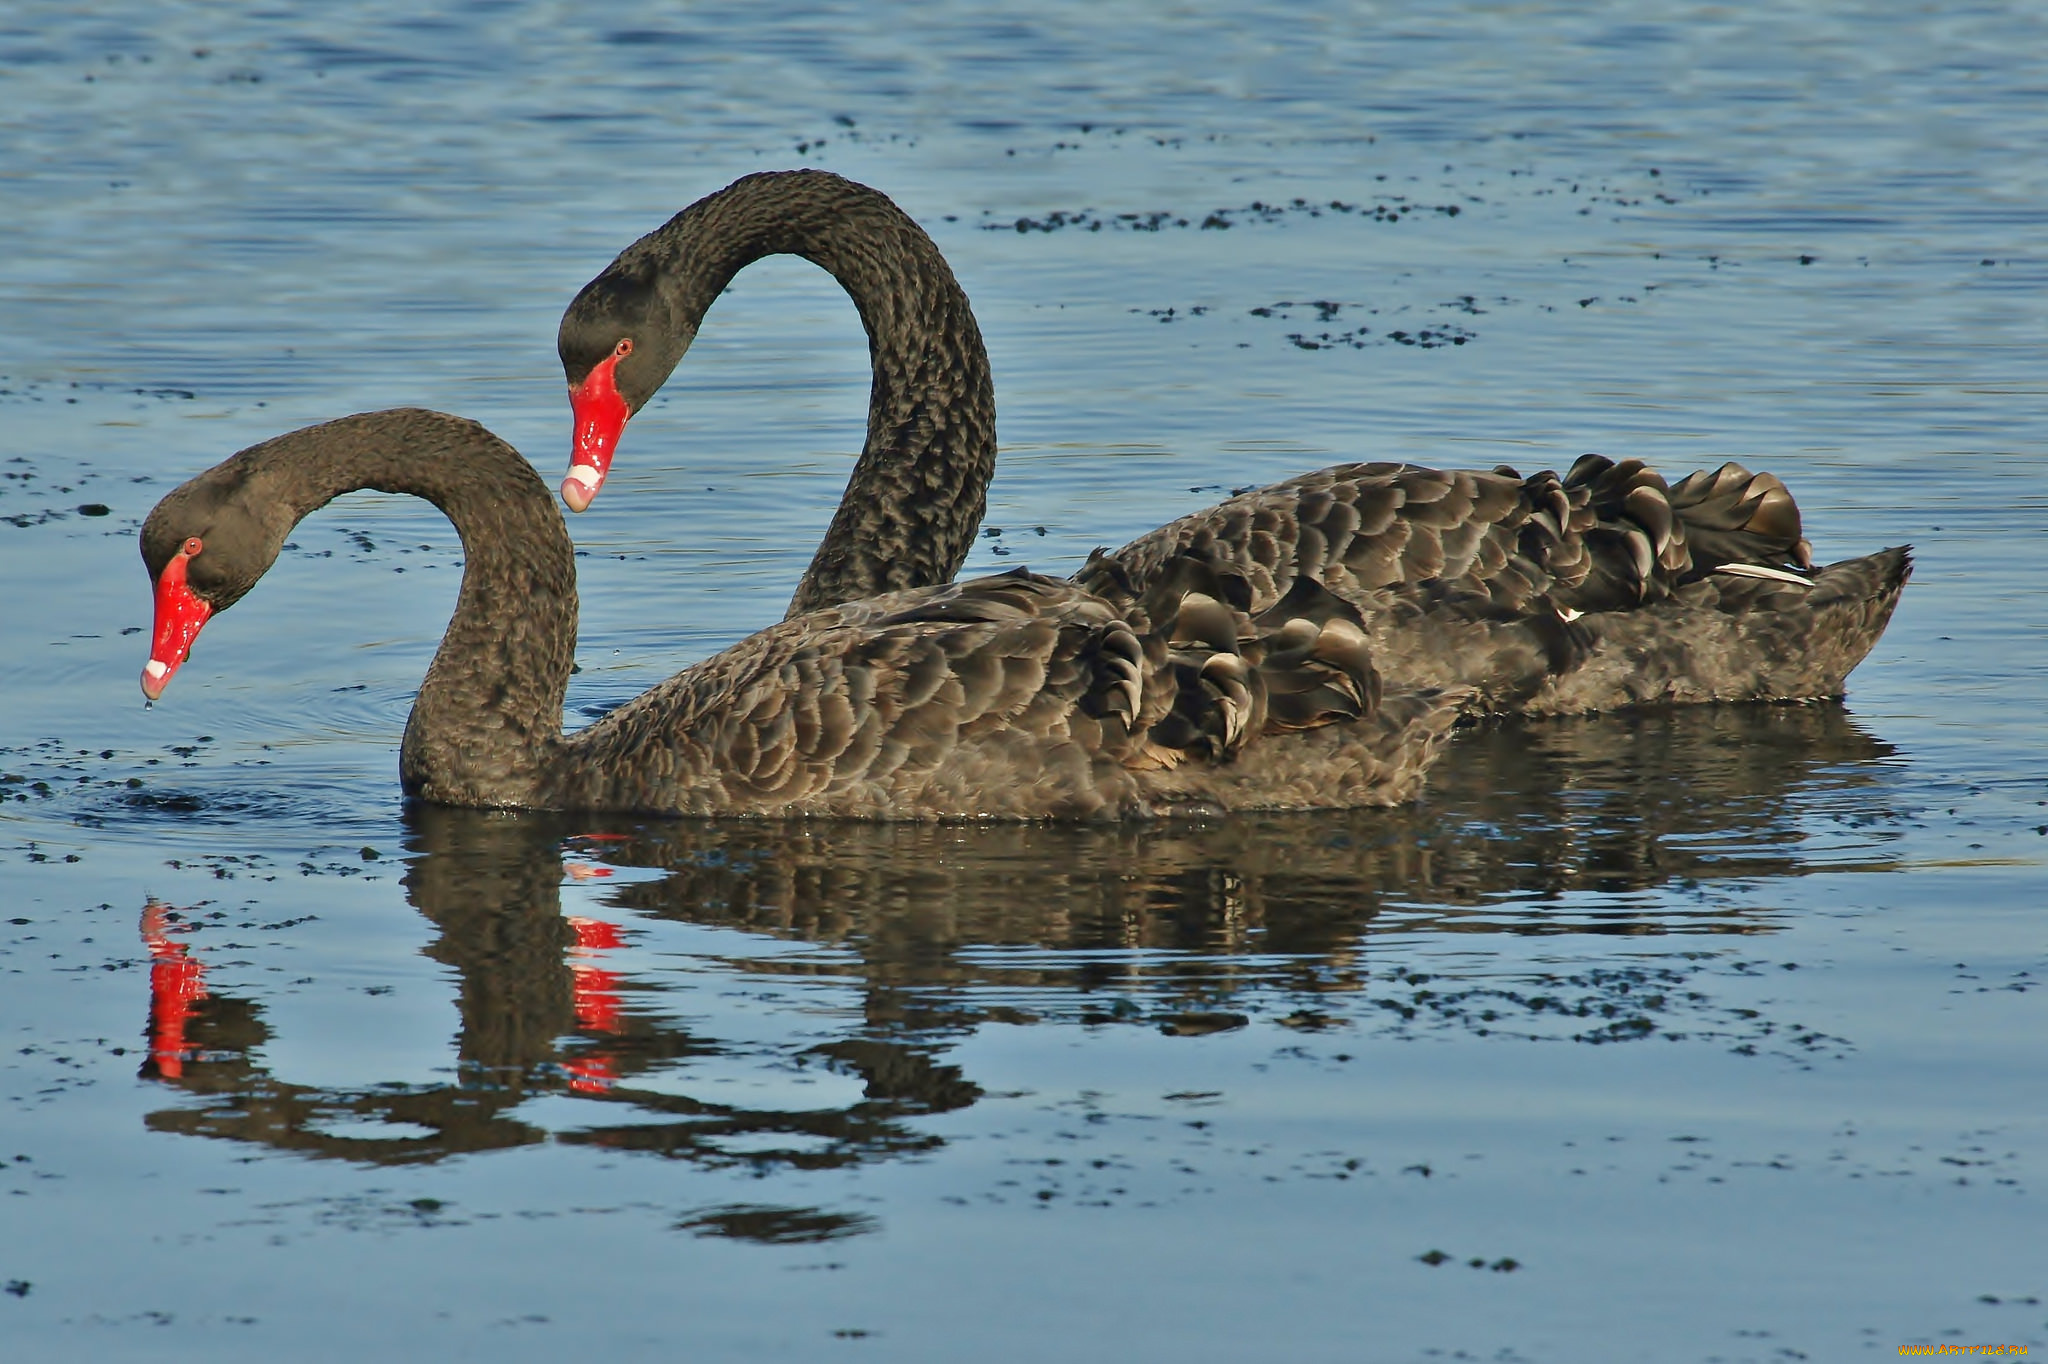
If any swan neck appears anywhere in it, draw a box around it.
[651,172,997,616]
[264,410,578,806]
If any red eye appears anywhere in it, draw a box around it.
[614,338,633,359]
[182,537,203,557]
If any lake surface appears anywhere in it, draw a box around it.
[3,2,2044,1359]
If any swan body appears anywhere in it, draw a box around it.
[558,171,1909,713]
[138,410,1464,820]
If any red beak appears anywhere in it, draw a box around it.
[564,350,630,513]
[141,541,213,701]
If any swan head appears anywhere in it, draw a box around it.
[558,260,694,513]
[138,464,289,700]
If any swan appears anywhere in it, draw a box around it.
[557,170,1910,713]
[136,409,1466,819]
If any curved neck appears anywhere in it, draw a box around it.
[247,410,578,805]
[635,171,997,616]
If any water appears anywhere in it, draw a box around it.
[3,2,2044,1359]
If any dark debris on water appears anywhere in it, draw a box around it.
[1418,1249,1521,1272]
[985,196,1467,235]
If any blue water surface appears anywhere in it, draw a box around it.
[2,3,2043,1360]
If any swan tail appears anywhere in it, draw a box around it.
[1525,545,1912,712]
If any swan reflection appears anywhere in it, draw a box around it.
[137,706,1902,1216]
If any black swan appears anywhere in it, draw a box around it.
[557,170,1910,713]
[137,408,1466,819]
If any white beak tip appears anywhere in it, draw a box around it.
[560,466,602,513]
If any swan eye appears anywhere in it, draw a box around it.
[613,338,633,360]
[182,536,203,557]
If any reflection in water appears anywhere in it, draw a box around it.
[597,704,1902,985]
[563,914,627,1093]
[137,706,1900,1230]
[140,899,210,1080]
[675,1204,880,1245]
